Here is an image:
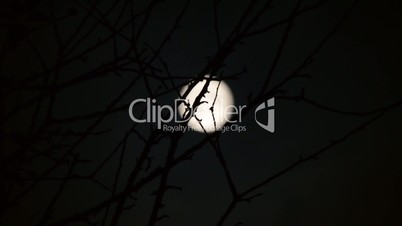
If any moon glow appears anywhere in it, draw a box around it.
[178,79,234,133]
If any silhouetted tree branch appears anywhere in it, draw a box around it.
[1,0,400,225]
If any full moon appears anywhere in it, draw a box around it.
[178,78,234,133]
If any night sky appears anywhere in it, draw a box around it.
[1,0,402,225]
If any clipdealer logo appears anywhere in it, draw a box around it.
[254,97,275,133]
[128,97,275,133]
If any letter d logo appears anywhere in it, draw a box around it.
[254,98,275,133]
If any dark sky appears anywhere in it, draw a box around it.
[1,0,402,225]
